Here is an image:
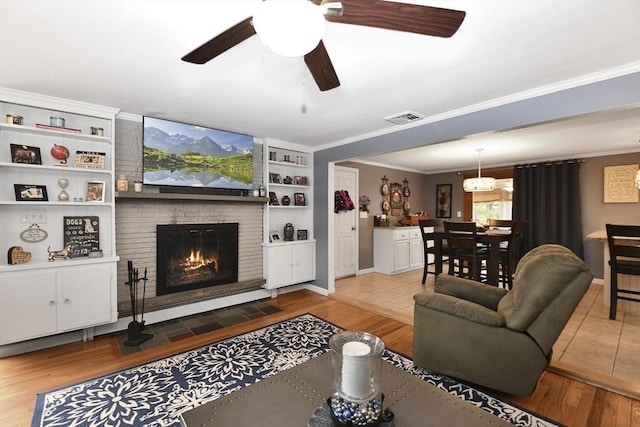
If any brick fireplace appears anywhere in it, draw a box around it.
[114,198,264,316]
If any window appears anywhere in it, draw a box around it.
[472,178,513,225]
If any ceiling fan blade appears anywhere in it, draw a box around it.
[323,0,466,38]
[304,40,341,91]
[182,17,255,64]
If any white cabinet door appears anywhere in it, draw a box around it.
[0,270,57,345]
[58,264,112,331]
[394,240,411,271]
[410,238,424,269]
[267,245,294,288]
[293,242,315,283]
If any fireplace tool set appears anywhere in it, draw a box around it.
[124,260,153,346]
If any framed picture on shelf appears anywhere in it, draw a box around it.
[436,184,452,218]
[14,184,48,201]
[74,151,106,169]
[297,229,308,240]
[294,192,306,206]
[63,216,100,257]
[10,144,42,165]
[269,173,282,184]
[294,176,308,186]
[269,231,281,243]
[268,191,280,205]
[86,181,105,202]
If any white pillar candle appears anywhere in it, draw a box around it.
[341,341,371,400]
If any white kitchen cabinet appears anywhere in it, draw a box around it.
[0,262,115,345]
[374,227,424,275]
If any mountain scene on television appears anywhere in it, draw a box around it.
[143,118,253,190]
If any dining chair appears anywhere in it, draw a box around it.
[418,219,448,284]
[605,224,640,320]
[444,221,490,282]
[498,220,528,289]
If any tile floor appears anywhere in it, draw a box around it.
[332,268,640,386]
[116,300,282,354]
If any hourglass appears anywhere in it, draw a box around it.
[57,177,70,202]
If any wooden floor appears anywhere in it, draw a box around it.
[1,290,639,427]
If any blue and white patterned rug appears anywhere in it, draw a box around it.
[32,314,562,427]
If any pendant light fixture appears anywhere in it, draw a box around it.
[463,148,496,192]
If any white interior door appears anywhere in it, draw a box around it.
[334,166,358,279]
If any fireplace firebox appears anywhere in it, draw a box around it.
[156,223,238,296]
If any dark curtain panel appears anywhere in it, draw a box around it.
[512,160,583,258]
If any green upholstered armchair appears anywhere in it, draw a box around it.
[412,244,593,396]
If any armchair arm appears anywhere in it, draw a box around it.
[413,292,506,327]
[435,274,508,311]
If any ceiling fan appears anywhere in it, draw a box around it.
[181,0,466,92]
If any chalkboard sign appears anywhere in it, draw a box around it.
[63,216,100,257]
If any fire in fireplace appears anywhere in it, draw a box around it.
[156,223,238,296]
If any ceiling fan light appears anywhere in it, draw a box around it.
[253,0,325,57]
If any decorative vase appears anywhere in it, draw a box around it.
[282,195,291,206]
[283,223,294,241]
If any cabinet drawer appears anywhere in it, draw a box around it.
[409,229,421,240]
[393,229,410,241]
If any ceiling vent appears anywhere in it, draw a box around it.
[384,110,425,125]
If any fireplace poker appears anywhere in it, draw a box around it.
[141,267,147,324]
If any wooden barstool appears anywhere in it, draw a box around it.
[605,224,640,320]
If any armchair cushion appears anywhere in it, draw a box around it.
[413,292,505,327]
[498,245,592,333]
[435,274,508,310]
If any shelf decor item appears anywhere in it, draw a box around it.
[269,172,282,184]
[57,177,70,202]
[7,246,32,265]
[283,223,295,241]
[74,150,106,169]
[86,181,105,202]
[10,144,42,165]
[294,176,308,186]
[268,191,279,205]
[269,230,281,243]
[294,192,306,206]
[297,229,308,240]
[14,184,48,201]
[50,143,70,166]
[63,216,100,257]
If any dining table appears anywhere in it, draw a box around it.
[424,227,512,285]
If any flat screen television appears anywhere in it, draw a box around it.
[143,116,253,193]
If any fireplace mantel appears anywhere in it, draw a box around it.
[116,192,268,203]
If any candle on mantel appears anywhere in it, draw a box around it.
[341,341,371,400]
